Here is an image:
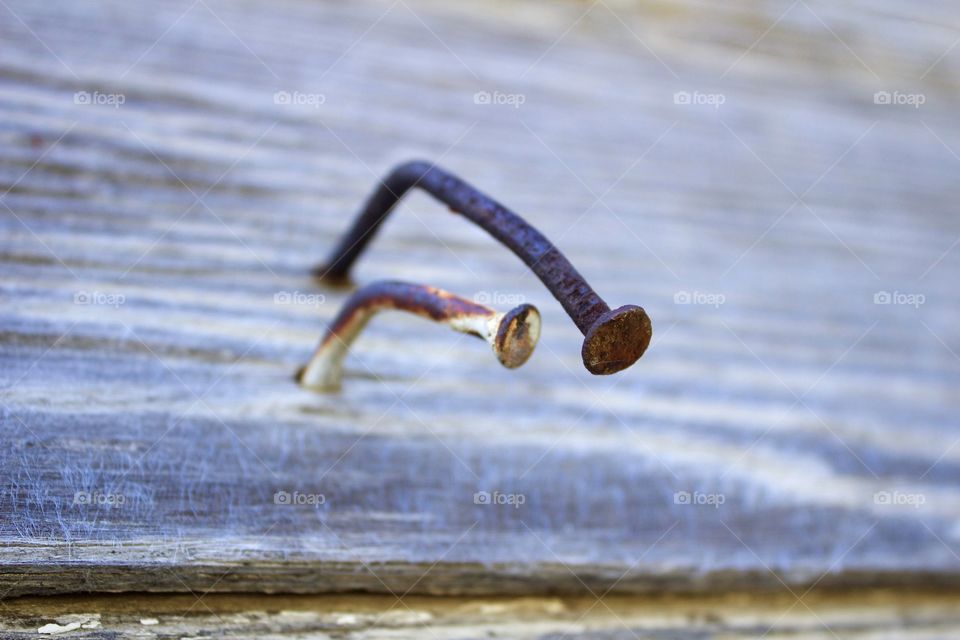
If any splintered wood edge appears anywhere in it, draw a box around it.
[2,588,960,638]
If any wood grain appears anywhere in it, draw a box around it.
[4,590,960,638]
[2,0,960,597]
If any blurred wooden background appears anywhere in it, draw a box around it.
[2,0,960,635]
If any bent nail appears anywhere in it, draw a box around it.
[314,160,651,375]
[297,281,541,390]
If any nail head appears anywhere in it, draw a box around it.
[494,303,541,369]
[581,305,652,375]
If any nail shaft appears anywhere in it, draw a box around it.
[298,280,541,390]
[316,160,651,374]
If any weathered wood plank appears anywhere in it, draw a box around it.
[3,590,960,638]
[2,0,960,597]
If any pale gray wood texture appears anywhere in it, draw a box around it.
[2,0,960,597]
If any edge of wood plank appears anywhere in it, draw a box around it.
[3,588,960,638]
[4,560,960,598]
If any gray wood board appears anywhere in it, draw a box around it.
[2,0,960,596]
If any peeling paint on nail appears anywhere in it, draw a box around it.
[298,281,540,390]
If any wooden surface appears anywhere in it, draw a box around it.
[4,590,960,638]
[2,0,960,599]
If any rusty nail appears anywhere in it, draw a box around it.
[314,160,651,375]
[297,280,541,390]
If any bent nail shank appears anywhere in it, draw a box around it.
[298,280,541,390]
[316,160,651,374]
